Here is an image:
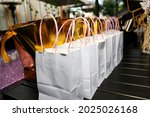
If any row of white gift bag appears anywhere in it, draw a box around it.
[77,30,123,99]
[35,15,124,100]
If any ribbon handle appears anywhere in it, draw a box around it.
[0,31,17,63]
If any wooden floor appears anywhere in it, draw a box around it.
[92,48,150,100]
[1,48,150,100]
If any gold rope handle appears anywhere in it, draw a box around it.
[138,13,148,28]
[124,12,138,32]
[0,31,17,63]
[125,0,145,32]
[126,0,143,13]
[142,23,150,51]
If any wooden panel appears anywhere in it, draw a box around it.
[123,53,150,58]
[118,63,150,70]
[113,67,150,78]
[92,90,140,100]
[98,80,150,99]
[108,74,150,87]
[121,59,150,64]
[93,48,150,100]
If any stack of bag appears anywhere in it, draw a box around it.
[0,14,123,100]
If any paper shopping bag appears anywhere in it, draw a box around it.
[104,34,113,78]
[101,17,121,78]
[99,18,112,78]
[74,36,98,99]
[36,15,84,100]
[93,34,106,86]
[88,17,106,86]
[70,36,98,99]
[36,47,82,90]
[73,17,99,99]
[108,17,122,66]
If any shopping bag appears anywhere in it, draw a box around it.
[77,36,98,99]
[89,16,106,86]
[72,17,99,99]
[36,15,83,100]
[109,17,123,65]
[110,17,123,66]
[103,18,114,77]
[93,34,106,86]
[101,17,122,78]
[107,17,119,68]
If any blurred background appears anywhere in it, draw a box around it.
[0,0,127,30]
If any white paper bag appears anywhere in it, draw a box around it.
[100,18,114,78]
[110,32,117,69]
[77,36,98,99]
[103,33,113,78]
[93,34,106,86]
[70,17,99,99]
[109,17,123,65]
[36,14,83,100]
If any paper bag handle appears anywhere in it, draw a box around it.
[74,17,91,38]
[72,17,93,44]
[87,17,99,35]
[100,18,108,31]
[112,16,120,30]
[70,17,91,40]
[106,18,113,30]
[95,16,103,33]
[106,16,120,30]
[108,17,115,29]
[38,14,58,52]
[57,19,74,44]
